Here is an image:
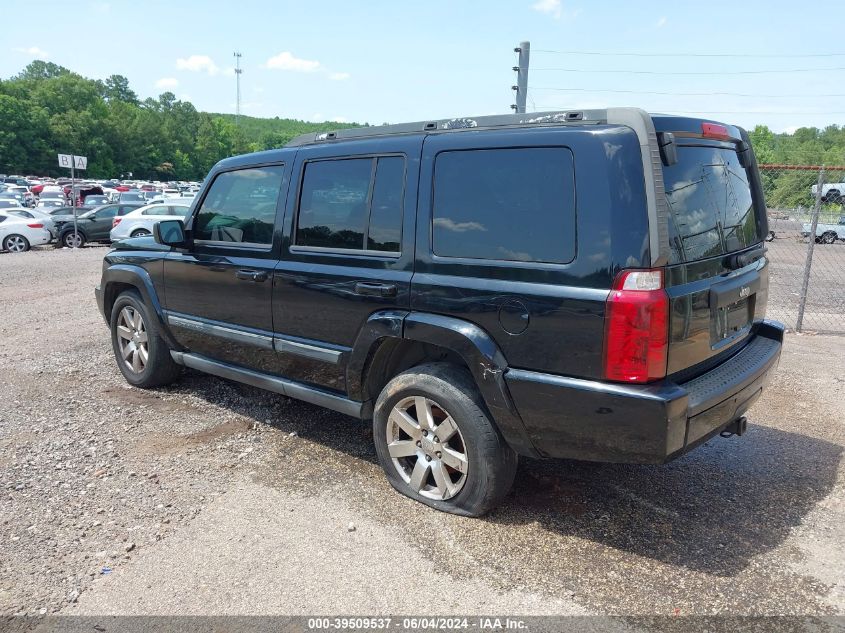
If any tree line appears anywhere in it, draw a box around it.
[0,61,356,180]
[1,60,844,205]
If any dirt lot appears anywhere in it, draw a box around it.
[765,223,844,333]
[0,246,843,617]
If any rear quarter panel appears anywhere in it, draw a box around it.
[412,125,650,379]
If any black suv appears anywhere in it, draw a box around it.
[96,109,784,516]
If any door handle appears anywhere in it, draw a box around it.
[236,269,268,282]
[354,282,397,298]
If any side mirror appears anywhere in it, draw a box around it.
[154,219,187,247]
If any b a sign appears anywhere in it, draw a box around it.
[58,154,87,170]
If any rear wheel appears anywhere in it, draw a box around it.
[3,234,30,253]
[372,363,517,517]
[821,231,837,244]
[62,231,85,248]
[110,290,180,388]
[130,229,152,237]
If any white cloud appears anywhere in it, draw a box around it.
[264,51,321,72]
[781,125,800,135]
[328,72,350,81]
[532,0,562,19]
[176,55,219,75]
[656,16,667,28]
[155,77,179,89]
[14,46,49,60]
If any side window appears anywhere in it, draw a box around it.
[367,157,404,252]
[194,165,284,246]
[295,155,405,253]
[432,147,576,264]
[95,206,118,219]
[142,205,166,216]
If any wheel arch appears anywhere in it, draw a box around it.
[348,310,539,457]
[101,264,180,348]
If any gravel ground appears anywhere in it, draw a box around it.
[0,246,843,617]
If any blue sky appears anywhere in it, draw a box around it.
[4,0,844,133]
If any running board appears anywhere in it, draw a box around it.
[170,351,368,419]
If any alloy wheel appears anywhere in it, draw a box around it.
[64,232,83,248]
[116,306,149,374]
[386,396,469,501]
[4,235,28,253]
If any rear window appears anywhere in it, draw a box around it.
[432,147,576,264]
[663,146,762,263]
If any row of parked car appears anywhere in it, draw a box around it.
[0,199,191,252]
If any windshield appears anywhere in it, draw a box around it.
[663,146,763,263]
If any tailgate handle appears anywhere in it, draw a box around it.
[709,271,761,309]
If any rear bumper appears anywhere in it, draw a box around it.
[505,321,785,463]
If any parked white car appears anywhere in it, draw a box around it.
[110,202,191,241]
[0,211,52,252]
[7,207,57,239]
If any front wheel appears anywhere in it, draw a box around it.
[372,363,517,517]
[110,290,181,388]
[3,234,30,252]
[821,231,838,244]
[62,231,85,248]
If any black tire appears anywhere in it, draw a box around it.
[109,290,181,388]
[821,231,837,245]
[62,230,85,248]
[3,234,31,253]
[130,229,151,237]
[372,362,517,517]
[765,231,775,242]
[826,190,841,203]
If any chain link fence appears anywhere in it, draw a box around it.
[761,164,845,334]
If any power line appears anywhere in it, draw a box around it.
[531,66,845,75]
[529,87,845,98]
[533,49,845,58]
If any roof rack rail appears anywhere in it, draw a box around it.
[285,108,621,147]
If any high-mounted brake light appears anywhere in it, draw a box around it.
[27,223,44,229]
[603,269,669,384]
[702,122,730,140]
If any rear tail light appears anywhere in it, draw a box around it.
[603,269,669,384]
[27,223,44,229]
[113,217,122,227]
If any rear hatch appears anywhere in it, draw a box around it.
[652,116,769,380]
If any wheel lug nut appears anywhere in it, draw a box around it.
[435,451,442,458]
[425,455,432,462]
[433,436,439,443]
[416,441,421,447]
[422,430,428,437]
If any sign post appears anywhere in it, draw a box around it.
[58,154,87,248]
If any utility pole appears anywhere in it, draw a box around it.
[511,41,530,114]
[234,51,243,124]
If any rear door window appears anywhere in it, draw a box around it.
[663,146,762,263]
[432,147,576,263]
[295,156,405,253]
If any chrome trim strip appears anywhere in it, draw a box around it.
[166,313,274,350]
[273,337,342,364]
[169,351,364,418]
